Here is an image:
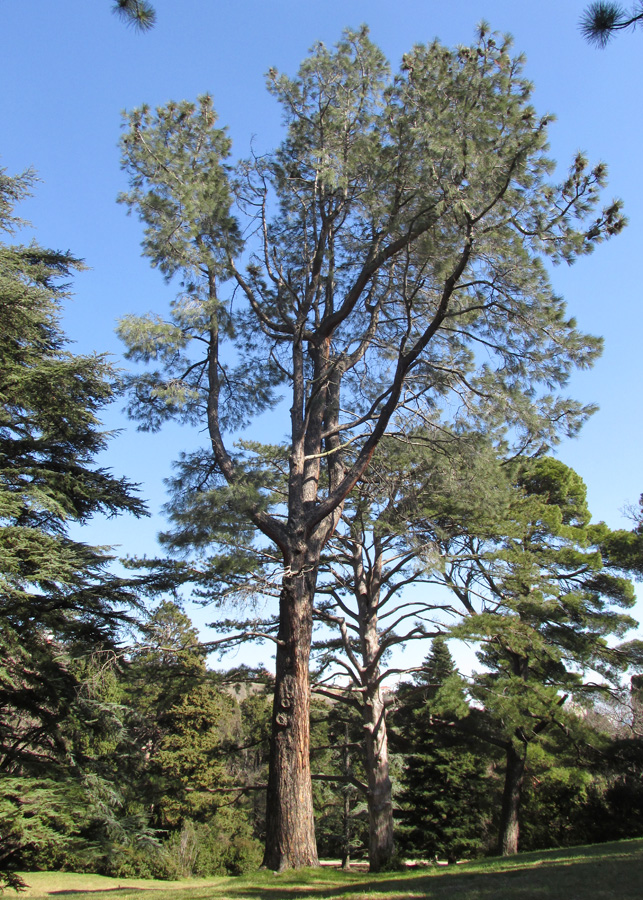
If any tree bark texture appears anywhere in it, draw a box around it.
[262,568,319,870]
[363,684,395,871]
[355,538,395,872]
[498,740,527,856]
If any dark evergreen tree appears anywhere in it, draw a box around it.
[116,601,262,877]
[121,601,234,829]
[517,728,608,852]
[0,170,146,887]
[395,638,492,864]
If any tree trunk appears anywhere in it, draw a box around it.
[351,535,395,872]
[363,683,395,871]
[341,723,352,870]
[262,569,319,870]
[498,740,527,856]
[341,791,351,869]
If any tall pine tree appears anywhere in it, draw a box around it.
[118,28,623,868]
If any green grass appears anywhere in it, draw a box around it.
[14,839,643,900]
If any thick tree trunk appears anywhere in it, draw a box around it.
[498,740,527,856]
[262,568,319,870]
[363,683,395,872]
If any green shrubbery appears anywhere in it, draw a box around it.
[87,815,261,880]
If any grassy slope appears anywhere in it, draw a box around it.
[15,839,643,900]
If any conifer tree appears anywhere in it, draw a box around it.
[118,28,623,869]
[122,601,236,830]
[429,458,637,855]
[395,638,491,864]
[116,603,261,875]
[0,169,146,886]
[311,431,524,869]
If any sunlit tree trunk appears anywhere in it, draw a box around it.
[263,568,319,870]
[356,539,395,871]
[363,683,395,871]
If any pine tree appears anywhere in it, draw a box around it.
[118,29,623,868]
[116,602,262,877]
[122,601,234,830]
[311,430,515,869]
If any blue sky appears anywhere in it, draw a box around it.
[2,0,642,667]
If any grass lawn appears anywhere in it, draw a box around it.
[14,838,643,900]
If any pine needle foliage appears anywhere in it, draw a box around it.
[580,2,643,46]
[117,28,625,868]
[430,457,639,854]
[112,0,156,32]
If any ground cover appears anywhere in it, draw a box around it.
[14,839,643,900]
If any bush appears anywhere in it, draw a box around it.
[153,814,262,879]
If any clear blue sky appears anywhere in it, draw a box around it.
[2,0,641,664]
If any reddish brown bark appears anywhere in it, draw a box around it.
[262,568,319,870]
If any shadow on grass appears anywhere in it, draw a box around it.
[49,891,148,896]
[20,840,643,900]
[211,840,643,900]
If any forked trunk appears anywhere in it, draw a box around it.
[498,740,527,856]
[363,684,395,872]
[263,569,319,870]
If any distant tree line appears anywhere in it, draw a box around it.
[4,590,643,882]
